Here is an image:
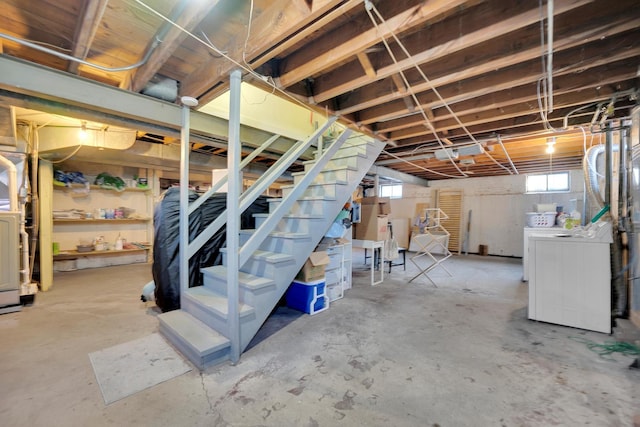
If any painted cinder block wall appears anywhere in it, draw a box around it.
[389,169,585,257]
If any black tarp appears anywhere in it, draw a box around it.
[152,187,269,312]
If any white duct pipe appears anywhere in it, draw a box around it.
[583,144,619,212]
[19,200,30,289]
[0,153,18,212]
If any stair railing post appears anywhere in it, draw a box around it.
[227,69,242,364]
[179,96,198,305]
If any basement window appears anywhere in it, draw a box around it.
[380,183,403,199]
[526,172,570,193]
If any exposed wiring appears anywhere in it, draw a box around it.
[580,125,604,179]
[537,0,555,131]
[497,135,518,175]
[363,3,466,177]
[243,0,255,67]
[200,31,226,58]
[546,0,554,114]
[365,2,513,176]
[43,145,83,164]
[381,150,465,179]
[0,31,162,73]
[20,38,73,53]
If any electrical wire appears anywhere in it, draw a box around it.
[363,4,467,177]
[44,145,83,164]
[365,2,513,176]
[537,0,555,131]
[381,149,465,179]
[243,0,255,67]
[130,0,349,135]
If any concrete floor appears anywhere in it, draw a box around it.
[1,253,638,426]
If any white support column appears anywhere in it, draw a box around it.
[179,97,198,305]
[227,70,242,364]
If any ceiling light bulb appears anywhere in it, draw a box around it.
[79,122,88,141]
[545,137,556,154]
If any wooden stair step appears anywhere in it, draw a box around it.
[185,287,255,318]
[159,310,230,357]
[203,265,275,291]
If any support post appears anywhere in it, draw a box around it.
[179,97,198,306]
[227,70,242,364]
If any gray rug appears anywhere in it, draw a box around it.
[89,333,192,404]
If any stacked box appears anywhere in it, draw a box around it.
[354,197,391,241]
[295,251,330,282]
[286,279,327,315]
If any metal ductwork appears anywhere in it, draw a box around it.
[583,144,619,213]
[0,107,17,147]
[141,75,178,103]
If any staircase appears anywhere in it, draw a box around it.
[158,133,385,370]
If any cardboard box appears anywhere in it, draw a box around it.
[295,251,330,282]
[354,214,389,241]
[359,196,391,215]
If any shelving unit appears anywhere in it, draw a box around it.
[53,218,150,224]
[51,183,153,270]
[325,241,352,302]
[53,247,149,261]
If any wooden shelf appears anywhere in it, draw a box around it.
[53,218,150,224]
[53,184,150,193]
[53,247,150,261]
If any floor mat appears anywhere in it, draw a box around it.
[89,333,192,404]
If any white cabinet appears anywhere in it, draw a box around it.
[324,242,352,302]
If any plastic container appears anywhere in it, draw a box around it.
[525,212,557,227]
[285,279,327,315]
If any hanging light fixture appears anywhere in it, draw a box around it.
[78,121,88,141]
[545,137,556,154]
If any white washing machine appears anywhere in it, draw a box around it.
[528,222,613,333]
[522,226,562,281]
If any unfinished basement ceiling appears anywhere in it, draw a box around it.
[0,0,638,180]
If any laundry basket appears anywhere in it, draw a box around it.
[525,212,556,227]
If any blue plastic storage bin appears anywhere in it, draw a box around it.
[285,279,327,315]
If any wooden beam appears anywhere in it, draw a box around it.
[356,52,376,79]
[330,2,638,115]
[357,40,640,125]
[311,0,592,103]
[377,70,638,135]
[128,0,220,93]
[277,0,469,88]
[390,73,407,94]
[68,0,108,74]
[181,0,359,103]
[392,102,634,149]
